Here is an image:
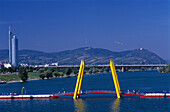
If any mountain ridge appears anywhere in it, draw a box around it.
[0,47,166,65]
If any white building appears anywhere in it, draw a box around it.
[4,63,12,68]
[51,62,58,66]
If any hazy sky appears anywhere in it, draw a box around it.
[0,0,169,60]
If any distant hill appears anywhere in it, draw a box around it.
[0,47,167,65]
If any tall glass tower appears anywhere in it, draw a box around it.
[9,26,18,66]
[9,26,12,64]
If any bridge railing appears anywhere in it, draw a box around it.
[55,91,74,95]
[83,89,116,93]
[54,90,169,96]
[83,89,147,95]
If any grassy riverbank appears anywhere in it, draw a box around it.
[0,65,159,83]
[0,72,40,82]
[0,66,110,83]
[0,74,20,82]
[0,71,106,83]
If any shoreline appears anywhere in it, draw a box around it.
[6,78,40,84]
[1,70,160,84]
[4,74,77,84]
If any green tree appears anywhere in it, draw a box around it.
[39,74,45,80]
[65,68,72,76]
[44,70,53,79]
[7,67,13,72]
[18,68,28,82]
[29,67,34,72]
[99,67,104,73]
[104,67,110,73]
[48,67,55,72]
[38,68,45,74]
[71,68,78,74]
[56,68,63,72]
[0,67,7,73]
[158,65,170,73]
[158,67,164,73]
[89,68,93,74]
[36,67,40,71]
[167,65,170,72]
[71,67,78,74]
[53,72,60,77]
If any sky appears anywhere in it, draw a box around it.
[0,0,169,60]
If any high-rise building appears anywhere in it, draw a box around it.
[9,26,18,66]
[9,26,12,64]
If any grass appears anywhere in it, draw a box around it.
[28,72,39,79]
[0,72,40,82]
[0,73,20,82]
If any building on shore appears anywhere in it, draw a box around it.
[9,26,18,67]
[3,63,12,68]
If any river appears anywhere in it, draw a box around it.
[0,71,169,112]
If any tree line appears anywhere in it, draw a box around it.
[37,66,110,80]
[0,66,110,82]
[158,64,170,73]
[0,65,162,82]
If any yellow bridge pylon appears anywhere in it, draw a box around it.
[73,59,121,99]
[110,60,121,98]
[73,60,85,99]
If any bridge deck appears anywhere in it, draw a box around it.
[55,90,170,98]
[0,90,169,99]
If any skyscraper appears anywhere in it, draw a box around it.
[9,26,18,66]
[9,26,12,64]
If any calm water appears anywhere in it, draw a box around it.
[0,71,169,112]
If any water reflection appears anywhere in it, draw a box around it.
[111,98,120,112]
[74,99,86,112]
